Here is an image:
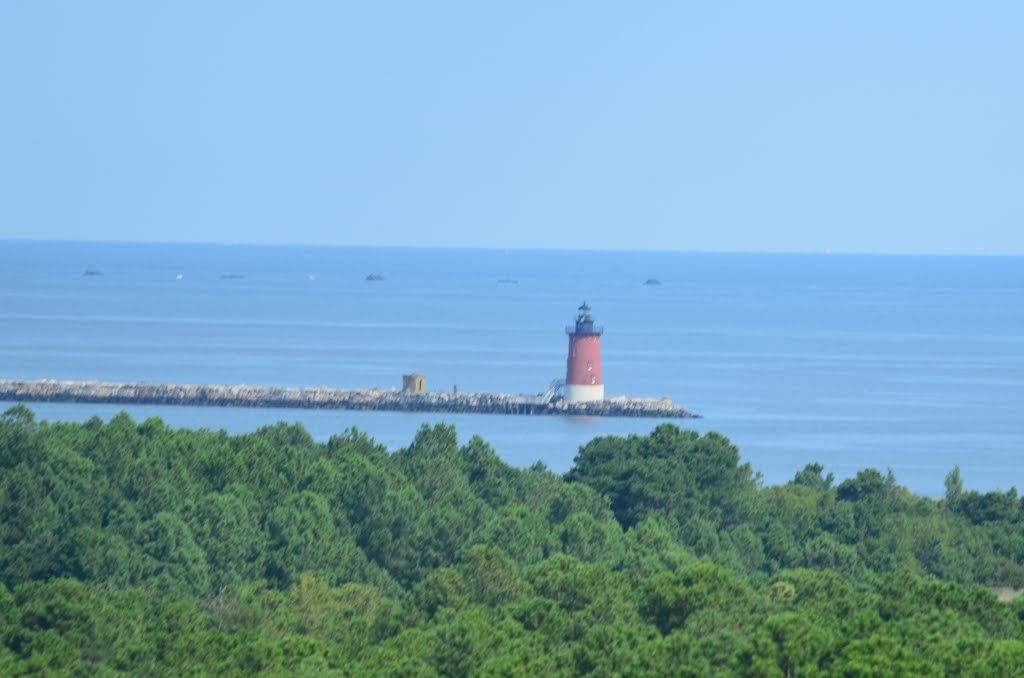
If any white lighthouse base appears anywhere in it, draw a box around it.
[564,383,605,404]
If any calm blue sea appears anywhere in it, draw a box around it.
[2,240,1022,496]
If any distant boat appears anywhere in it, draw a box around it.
[365,273,384,281]
[306,274,317,281]
[220,273,245,279]
[175,274,184,281]
[82,269,104,277]
[643,278,661,286]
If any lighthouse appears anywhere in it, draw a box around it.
[565,302,604,403]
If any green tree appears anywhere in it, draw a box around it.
[567,425,762,535]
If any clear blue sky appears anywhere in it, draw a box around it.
[2,2,1021,254]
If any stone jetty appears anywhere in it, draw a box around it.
[0,379,699,419]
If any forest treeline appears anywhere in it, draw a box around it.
[1,405,1023,675]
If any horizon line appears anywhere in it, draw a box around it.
[2,237,1022,258]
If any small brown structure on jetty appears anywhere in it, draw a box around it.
[0,379,699,419]
[402,374,427,394]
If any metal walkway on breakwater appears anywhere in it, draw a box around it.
[0,379,700,419]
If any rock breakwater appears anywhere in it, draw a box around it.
[0,379,699,419]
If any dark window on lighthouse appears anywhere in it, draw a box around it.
[572,347,577,358]
[591,375,596,384]
[587,360,593,371]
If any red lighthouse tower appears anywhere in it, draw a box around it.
[565,302,604,403]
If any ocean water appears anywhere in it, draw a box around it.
[1,240,1022,496]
